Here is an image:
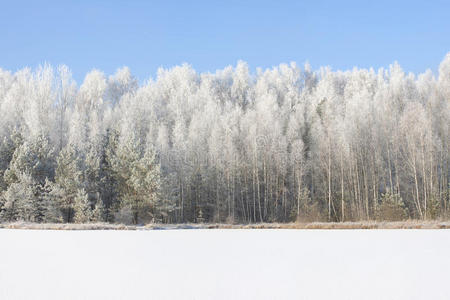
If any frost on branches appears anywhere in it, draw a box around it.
[0,55,449,224]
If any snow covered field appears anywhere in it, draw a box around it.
[0,229,449,300]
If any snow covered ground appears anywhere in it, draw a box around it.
[0,229,449,300]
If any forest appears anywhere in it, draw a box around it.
[0,54,448,224]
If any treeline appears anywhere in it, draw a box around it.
[0,54,449,224]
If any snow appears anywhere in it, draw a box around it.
[0,229,449,300]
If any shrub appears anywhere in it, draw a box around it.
[292,188,325,222]
[375,192,408,221]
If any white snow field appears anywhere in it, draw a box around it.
[0,229,449,300]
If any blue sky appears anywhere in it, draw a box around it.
[1,0,449,83]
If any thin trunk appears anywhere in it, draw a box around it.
[421,140,427,219]
[340,151,344,222]
[387,145,394,193]
[413,157,423,219]
[327,136,332,221]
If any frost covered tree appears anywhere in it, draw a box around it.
[92,198,106,222]
[1,134,56,222]
[108,134,160,224]
[4,134,55,186]
[0,173,36,222]
[74,188,92,223]
[51,143,83,222]
[0,174,58,222]
[0,131,22,193]
[0,54,449,224]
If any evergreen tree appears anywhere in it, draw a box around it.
[0,130,22,193]
[92,199,106,222]
[0,55,449,224]
[1,173,35,222]
[1,134,56,222]
[100,129,120,221]
[52,143,83,222]
[4,134,55,186]
[40,179,62,222]
[74,188,92,223]
[108,134,160,224]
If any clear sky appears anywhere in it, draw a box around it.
[1,0,449,83]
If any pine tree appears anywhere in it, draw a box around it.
[74,188,92,223]
[0,173,35,222]
[100,129,120,221]
[53,143,83,222]
[92,199,106,222]
[4,134,55,186]
[375,192,408,221]
[131,145,161,222]
[0,55,449,224]
[108,134,160,224]
[0,130,22,193]
[1,134,57,222]
[84,145,101,207]
[40,179,62,222]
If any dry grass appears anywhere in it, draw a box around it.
[286,221,450,229]
[1,220,450,230]
[0,222,137,230]
[202,221,450,230]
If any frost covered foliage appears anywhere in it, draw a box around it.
[0,55,449,224]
